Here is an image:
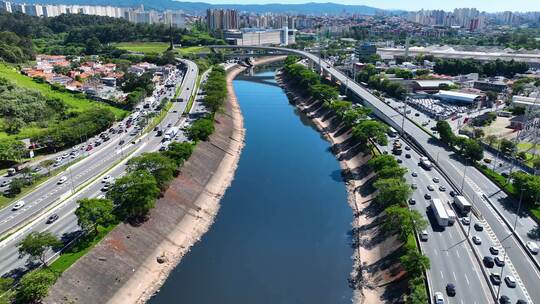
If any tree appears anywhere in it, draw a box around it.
[163,142,194,166]
[368,154,399,172]
[377,166,408,180]
[0,139,26,163]
[352,120,389,146]
[7,178,24,196]
[107,170,160,222]
[436,121,455,146]
[382,206,427,241]
[85,36,102,54]
[400,248,430,277]
[188,118,215,141]
[127,152,177,189]
[486,91,498,102]
[15,270,56,304]
[485,135,497,147]
[500,139,516,156]
[75,198,115,235]
[41,159,56,176]
[407,279,428,304]
[511,172,540,205]
[340,107,371,127]
[309,83,339,102]
[373,178,412,207]
[18,231,62,266]
[459,138,484,161]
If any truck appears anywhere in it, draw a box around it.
[431,198,449,227]
[446,208,457,225]
[454,195,472,214]
[163,127,179,141]
[388,127,398,137]
[419,156,433,170]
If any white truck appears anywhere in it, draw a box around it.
[431,199,449,227]
[420,157,433,170]
[163,127,179,141]
[454,195,472,214]
[446,208,457,225]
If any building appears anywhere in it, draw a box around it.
[435,90,484,104]
[411,80,455,92]
[207,9,239,31]
[223,28,294,46]
[473,80,508,93]
[0,0,11,12]
[512,95,540,110]
[355,42,377,61]
[163,10,186,28]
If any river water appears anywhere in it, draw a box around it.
[149,67,353,304]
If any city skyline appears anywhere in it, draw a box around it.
[203,0,540,13]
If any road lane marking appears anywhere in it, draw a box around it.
[453,271,457,281]
[465,273,470,285]
[440,271,444,279]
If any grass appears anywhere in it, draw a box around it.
[176,46,209,56]
[48,223,117,274]
[0,64,126,119]
[184,72,203,114]
[113,42,169,54]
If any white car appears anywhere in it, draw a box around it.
[411,171,418,177]
[12,200,25,210]
[55,156,62,162]
[433,177,440,183]
[58,176,67,184]
[472,236,482,245]
[433,291,445,304]
[102,175,114,184]
[526,241,539,255]
[62,153,69,159]
[427,185,435,191]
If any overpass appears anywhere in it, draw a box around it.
[210,44,540,304]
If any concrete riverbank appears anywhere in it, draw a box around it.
[276,70,407,304]
[45,63,250,304]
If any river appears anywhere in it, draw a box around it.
[149,67,353,304]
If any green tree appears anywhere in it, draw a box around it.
[486,91,498,101]
[18,231,62,266]
[368,154,399,172]
[188,118,215,141]
[41,159,56,176]
[511,172,540,205]
[459,138,484,161]
[400,248,430,277]
[500,139,516,156]
[407,277,428,304]
[309,83,339,102]
[127,152,177,189]
[373,178,412,207]
[0,139,26,163]
[7,178,24,196]
[352,120,389,146]
[107,170,160,222]
[85,36,102,54]
[15,270,56,304]
[163,142,194,166]
[75,198,115,235]
[436,121,455,146]
[382,206,427,241]
[485,135,497,147]
[377,166,408,180]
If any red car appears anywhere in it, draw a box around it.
[86,145,93,151]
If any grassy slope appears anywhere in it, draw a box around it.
[0,64,127,139]
[114,42,169,54]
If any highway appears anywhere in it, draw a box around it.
[0,59,200,277]
[211,45,540,302]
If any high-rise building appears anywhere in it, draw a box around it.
[206,9,239,31]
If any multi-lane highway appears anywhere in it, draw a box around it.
[0,59,200,276]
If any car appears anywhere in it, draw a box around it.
[504,275,516,288]
[55,156,62,162]
[411,183,418,189]
[415,113,420,117]
[101,184,110,192]
[1,180,11,187]
[62,153,69,159]
[86,145,93,151]
[153,126,159,131]
[489,246,499,255]
[71,153,78,159]
[119,140,125,145]
[397,159,403,164]
[461,217,470,225]
[424,193,432,200]
[33,166,42,173]
[102,175,113,183]
[172,110,178,113]
[446,283,456,296]
[516,300,528,304]
[474,223,484,231]
[499,296,511,304]
[72,145,79,150]
[411,171,418,177]
[433,292,445,304]
[12,200,25,210]
[490,272,502,285]
[405,153,411,158]
[494,256,505,267]
[58,176,67,184]
[167,123,172,128]
[46,214,59,224]
[405,146,411,151]
[409,198,416,205]
[526,241,539,254]
[472,236,482,245]
[427,185,435,191]
[483,256,495,268]
[449,190,456,197]
[433,177,440,183]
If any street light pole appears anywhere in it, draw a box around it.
[496,247,509,300]
[467,195,475,237]
[513,189,525,233]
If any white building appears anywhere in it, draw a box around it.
[435,90,484,104]
[512,95,540,110]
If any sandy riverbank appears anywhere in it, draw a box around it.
[276,70,406,304]
[45,57,283,304]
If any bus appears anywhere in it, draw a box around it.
[431,199,449,227]
[454,195,472,214]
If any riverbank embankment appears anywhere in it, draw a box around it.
[276,70,407,304]
[44,60,288,304]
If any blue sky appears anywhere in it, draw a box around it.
[203,0,540,12]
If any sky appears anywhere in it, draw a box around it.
[202,0,540,13]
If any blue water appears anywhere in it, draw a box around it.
[149,69,353,304]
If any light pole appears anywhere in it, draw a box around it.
[460,160,468,193]
[496,246,510,301]
[467,195,475,237]
[513,189,525,233]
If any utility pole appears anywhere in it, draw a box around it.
[460,159,468,193]
[513,189,525,233]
